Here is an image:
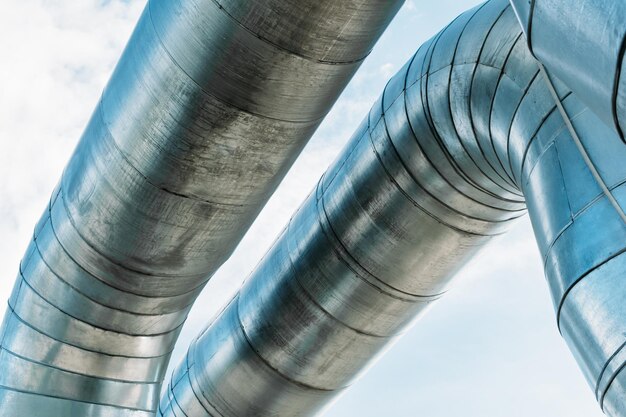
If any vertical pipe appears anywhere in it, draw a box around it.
[510,0,626,141]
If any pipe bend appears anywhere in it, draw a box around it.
[161,0,626,415]
[0,0,405,414]
[510,0,626,142]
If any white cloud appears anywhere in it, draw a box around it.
[0,0,143,305]
[379,62,396,78]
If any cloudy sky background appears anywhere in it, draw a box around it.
[0,1,606,416]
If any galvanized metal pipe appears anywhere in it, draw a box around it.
[159,0,626,415]
[0,0,403,415]
[510,0,626,142]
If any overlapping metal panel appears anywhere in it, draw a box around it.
[159,1,626,415]
[510,0,626,141]
[0,0,403,415]
[4,0,626,415]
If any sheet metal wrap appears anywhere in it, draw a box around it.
[0,0,403,415]
[159,0,626,415]
[510,0,626,142]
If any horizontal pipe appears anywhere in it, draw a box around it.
[160,0,626,415]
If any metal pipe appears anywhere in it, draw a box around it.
[159,0,626,415]
[0,0,404,415]
[510,0,626,142]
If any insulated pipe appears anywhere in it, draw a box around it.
[0,0,404,415]
[510,0,626,141]
[159,1,626,415]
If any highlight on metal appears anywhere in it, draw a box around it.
[2,0,626,416]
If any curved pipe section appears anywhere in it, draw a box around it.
[159,1,626,416]
[510,0,626,141]
[0,0,403,415]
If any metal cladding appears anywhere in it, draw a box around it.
[510,0,626,142]
[0,0,404,415]
[158,0,626,416]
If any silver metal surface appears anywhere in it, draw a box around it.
[510,0,626,141]
[0,0,403,414]
[159,1,626,416]
[5,0,626,415]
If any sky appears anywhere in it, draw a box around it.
[0,1,607,416]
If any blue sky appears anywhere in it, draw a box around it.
[0,1,606,416]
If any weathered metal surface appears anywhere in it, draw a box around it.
[159,1,626,415]
[510,0,626,141]
[0,0,403,414]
